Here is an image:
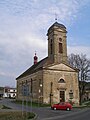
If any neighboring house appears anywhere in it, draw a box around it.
[0,87,4,98]
[83,82,90,101]
[3,87,17,98]
[16,22,80,105]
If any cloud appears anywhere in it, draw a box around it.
[0,71,16,78]
[1,0,89,27]
[68,46,90,59]
[0,0,90,87]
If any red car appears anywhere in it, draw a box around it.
[51,102,72,111]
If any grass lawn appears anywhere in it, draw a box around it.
[0,111,35,120]
[0,105,11,109]
[2,105,11,109]
[13,100,50,107]
[82,101,90,106]
[73,100,90,108]
[14,100,90,108]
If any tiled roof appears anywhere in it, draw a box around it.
[48,22,66,31]
[53,22,66,29]
[16,56,79,80]
[16,57,48,80]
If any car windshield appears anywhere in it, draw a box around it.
[60,102,65,105]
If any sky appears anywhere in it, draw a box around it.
[0,0,90,87]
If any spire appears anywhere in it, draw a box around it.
[34,51,38,64]
[55,13,57,21]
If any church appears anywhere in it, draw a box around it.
[16,21,80,105]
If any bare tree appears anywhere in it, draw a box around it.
[68,53,90,104]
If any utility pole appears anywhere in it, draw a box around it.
[50,82,53,106]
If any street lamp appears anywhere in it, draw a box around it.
[40,84,42,87]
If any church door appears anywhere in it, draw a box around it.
[60,91,65,102]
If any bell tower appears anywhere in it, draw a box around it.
[47,22,67,64]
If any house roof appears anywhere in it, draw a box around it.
[48,22,66,31]
[16,57,48,80]
[53,22,66,29]
[16,56,79,80]
[51,22,66,29]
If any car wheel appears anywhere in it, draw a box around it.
[54,107,57,110]
[66,108,70,111]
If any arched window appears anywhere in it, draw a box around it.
[58,38,63,53]
[58,79,65,83]
[69,90,73,99]
[59,38,62,42]
[59,43,63,53]
[50,39,53,54]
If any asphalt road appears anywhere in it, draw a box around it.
[41,108,90,120]
[0,98,90,120]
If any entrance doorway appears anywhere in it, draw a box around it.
[60,91,65,102]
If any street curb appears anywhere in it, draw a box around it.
[28,113,38,120]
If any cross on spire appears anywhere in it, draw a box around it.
[55,13,57,21]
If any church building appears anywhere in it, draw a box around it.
[16,22,80,105]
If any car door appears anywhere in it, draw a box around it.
[56,103,60,109]
[59,102,66,110]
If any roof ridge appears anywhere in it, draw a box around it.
[16,57,48,80]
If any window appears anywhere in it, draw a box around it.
[50,44,52,54]
[59,43,63,53]
[50,39,53,54]
[69,90,73,99]
[59,38,62,42]
[58,79,65,83]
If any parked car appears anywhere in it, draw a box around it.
[51,102,72,111]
